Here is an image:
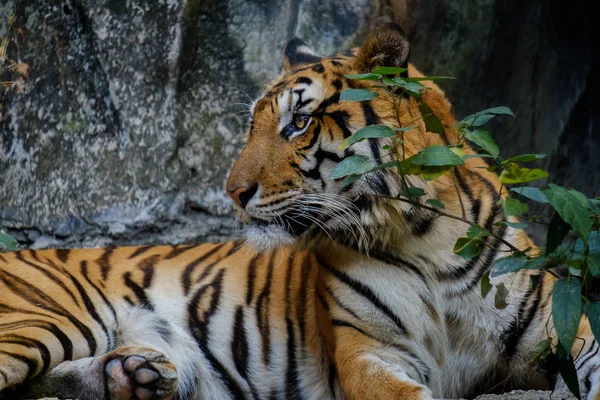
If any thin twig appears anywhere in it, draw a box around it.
[452,168,467,220]
[377,194,525,254]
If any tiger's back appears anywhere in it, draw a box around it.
[0,242,339,399]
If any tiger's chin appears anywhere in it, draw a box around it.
[245,221,298,252]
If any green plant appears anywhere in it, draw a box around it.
[332,67,600,398]
[0,231,17,251]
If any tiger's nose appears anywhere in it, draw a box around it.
[227,184,258,209]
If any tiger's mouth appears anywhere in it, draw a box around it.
[244,203,324,250]
[250,207,321,236]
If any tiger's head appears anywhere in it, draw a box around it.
[227,24,477,252]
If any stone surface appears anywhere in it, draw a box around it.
[0,1,597,249]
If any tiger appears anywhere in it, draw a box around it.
[0,23,598,400]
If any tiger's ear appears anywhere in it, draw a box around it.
[282,38,322,72]
[353,23,410,73]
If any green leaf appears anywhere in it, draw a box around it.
[340,89,379,102]
[412,145,463,166]
[491,256,548,277]
[543,184,592,241]
[529,339,551,362]
[397,155,423,175]
[503,154,546,163]
[570,189,590,209]
[453,237,484,259]
[481,271,492,299]
[552,278,582,353]
[462,154,496,160]
[495,283,509,309]
[426,199,445,209]
[344,73,381,80]
[449,147,465,159]
[585,302,600,343]
[499,163,549,184]
[382,77,397,86]
[329,155,376,179]
[403,76,456,82]
[400,187,426,197]
[394,78,425,95]
[466,224,490,239]
[510,187,549,203]
[494,221,528,229]
[503,197,529,217]
[421,165,453,181]
[342,174,362,187]
[464,129,499,157]
[0,232,17,251]
[589,254,600,277]
[545,212,571,256]
[456,106,515,128]
[418,102,445,134]
[492,256,528,277]
[371,66,407,75]
[555,344,581,399]
[341,125,396,149]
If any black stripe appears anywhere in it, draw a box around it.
[188,269,248,398]
[0,319,73,360]
[246,255,258,305]
[128,245,154,259]
[319,259,409,336]
[299,123,321,151]
[123,272,153,311]
[28,249,40,262]
[331,319,429,384]
[81,261,117,322]
[164,244,199,260]
[138,255,158,288]
[256,252,276,365]
[577,341,599,368]
[64,266,112,352]
[55,249,70,263]
[2,334,51,375]
[0,350,37,379]
[14,252,80,306]
[295,76,312,85]
[96,247,115,281]
[325,286,361,321]
[181,243,226,296]
[194,242,243,286]
[297,256,311,345]
[0,269,97,355]
[285,317,303,399]
[327,111,352,138]
[500,273,544,358]
[331,318,367,336]
[311,63,324,73]
[232,307,249,379]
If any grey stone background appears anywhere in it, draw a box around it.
[1,0,598,250]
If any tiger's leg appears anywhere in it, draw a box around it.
[332,325,438,400]
[556,319,600,400]
[11,346,178,400]
[320,260,445,400]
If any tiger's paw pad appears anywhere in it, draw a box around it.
[105,351,177,400]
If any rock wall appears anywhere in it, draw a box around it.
[1,0,597,249]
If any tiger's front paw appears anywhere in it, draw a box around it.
[104,348,178,400]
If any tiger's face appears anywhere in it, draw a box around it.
[227,24,445,250]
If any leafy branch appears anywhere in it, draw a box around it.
[332,66,600,399]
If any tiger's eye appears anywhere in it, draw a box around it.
[293,114,309,130]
